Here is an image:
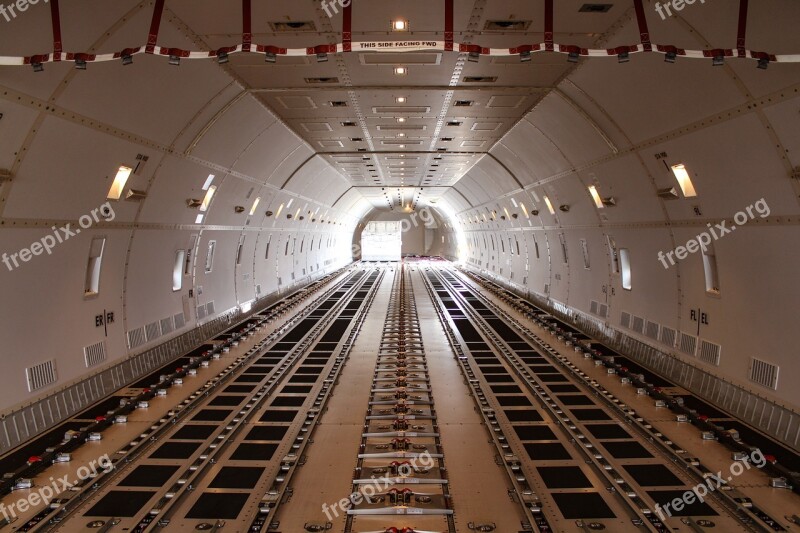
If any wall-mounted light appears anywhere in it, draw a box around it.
[670,163,697,197]
[107,166,133,200]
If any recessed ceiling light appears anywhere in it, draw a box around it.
[394,66,408,75]
[398,133,406,137]
[399,145,405,148]
[392,19,409,31]
[397,117,406,123]
[396,96,407,103]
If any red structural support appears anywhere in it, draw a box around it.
[242,0,252,52]
[633,0,652,52]
[544,0,554,51]
[343,0,352,52]
[737,0,749,57]
[50,0,62,60]
[146,0,166,54]
[444,0,453,52]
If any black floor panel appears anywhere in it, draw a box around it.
[570,408,612,421]
[209,395,246,407]
[150,442,201,459]
[186,493,250,519]
[246,425,290,441]
[523,442,572,460]
[537,466,592,488]
[602,441,654,459]
[584,424,632,440]
[271,396,306,407]
[173,425,217,440]
[260,410,298,422]
[552,493,616,519]
[504,410,543,422]
[497,396,533,407]
[75,396,126,419]
[225,384,256,393]
[281,385,314,394]
[624,464,684,486]
[231,443,279,461]
[209,466,265,488]
[490,385,522,394]
[557,394,594,406]
[119,465,180,487]
[85,490,156,517]
[192,409,233,421]
[235,374,265,383]
[546,384,581,393]
[514,425,557,441]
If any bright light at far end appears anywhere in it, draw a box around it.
[588,185,604,209]
[396,96,407,103]
[392,19,409,31]
[394,66,407,75]
[671,163,697,197]
[249,197,261,216]
[200,185,216,212]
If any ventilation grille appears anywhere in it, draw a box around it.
[698,340,721,366]
[679,332,697,356]
[631,316,645,334]
[127,326,146,349]
[83,341,106,368]
[26,360,57,392]
[145,321,161,342]
[660,326,677,347]
[645,320,660,340]
[749,357,779,390]
[160,316,174,336]
[590,300,599,314]
[197,305,207,320]
[206,301,215,315]
[174,312,186,329]
[620,311,631,329]
[598,303,608,318]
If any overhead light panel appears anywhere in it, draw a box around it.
[202,174,215,191]
[588,185,604,209]
[543,195,556,215]
[249,197,261,216]
[107,166,133,200]
[195,214,204,224]
[200,185,217,211]
[397,117,406,123]
[394,66,408,75]
[392,19,409,31]
[670,163,697,197]
[396,96,407,103]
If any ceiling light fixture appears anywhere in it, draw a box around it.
[392,19,409,31]
[394,66,407,75]
[397,117,406,123]
[396,96,407,103]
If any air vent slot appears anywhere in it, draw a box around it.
[84,342,106,368]
[160,316,175,335]
[590,300,599,314]
[679,332,697,356]
[305,77,340,84]
[698,340,721,366]
[454,100,473,107]
[463,76,497,83]
[127,327,146,349]
[579,3,613,12]
[270,21,317,32]
[329,101,348,107]
[660,326,677,347]
[484,20,532,31]
[26,360,57,392]
[620,311,631,329]
[631,315,645,334]
[645,320,660,340]
[749,357,779,390]
[145,321,161,342]
[174,312,186,329]
[197,305,207,319]
[341,121,357,127]
[598,303,608,318]
[206,301,215,315]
